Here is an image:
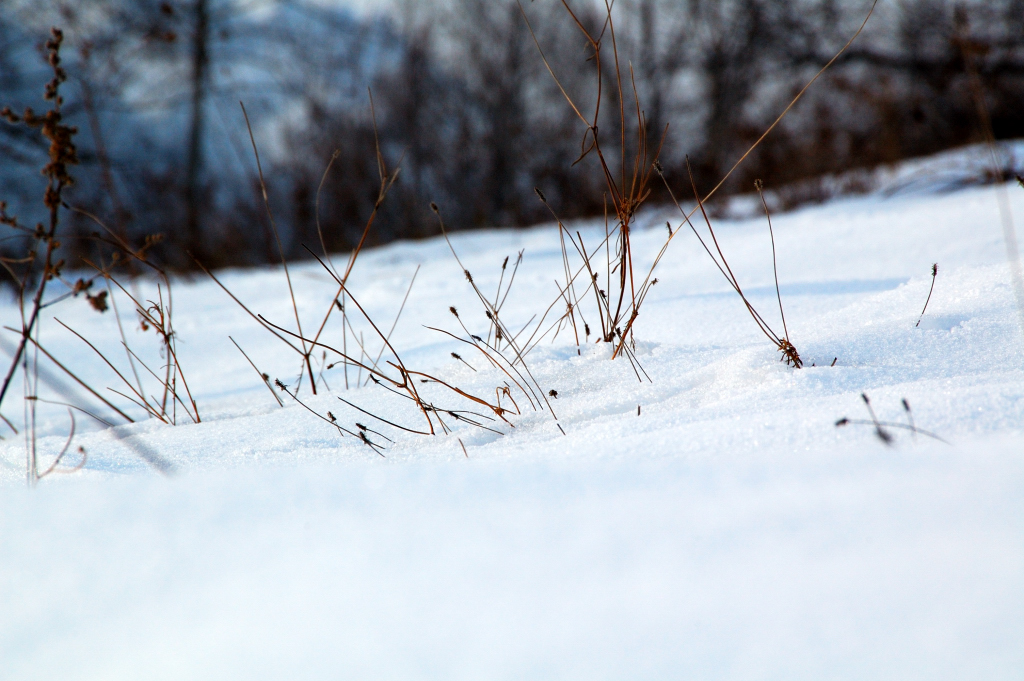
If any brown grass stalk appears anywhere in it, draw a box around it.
[240,101,314,393]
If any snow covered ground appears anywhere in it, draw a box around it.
[2,148,1023,679]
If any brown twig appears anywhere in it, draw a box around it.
[230,336,284,406]
[240,101,315,393]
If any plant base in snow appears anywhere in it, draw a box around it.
[778,339,803,369]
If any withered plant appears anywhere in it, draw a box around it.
[200,96,541,456]
[654,171,803,367]
[0,29,94,484]
[835,393,948,445]
[0,29,79,431]
[509,0,880,375]
[63,228,200,426]
[515,0,665,373]
[429,203,558,420]
[916,264,939,328]
[1,28,196,484]
[194,96,400,397]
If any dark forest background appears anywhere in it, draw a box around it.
[1,0,1023,271]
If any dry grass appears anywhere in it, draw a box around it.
[192,93,554,457]
[494,0,875,377]
[916,264,939,328]
[0,0,909,474]
[835,393,948,445]
[0,28,192,482]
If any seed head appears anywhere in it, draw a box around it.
[86,290,108,313]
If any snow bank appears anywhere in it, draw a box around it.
[1,161,1023,678]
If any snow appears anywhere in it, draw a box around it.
[2,148,1023,679]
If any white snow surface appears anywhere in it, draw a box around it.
[2,158,1024,678]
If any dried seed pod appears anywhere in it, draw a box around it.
[86,290,108,313]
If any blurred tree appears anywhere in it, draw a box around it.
[3,0,1023,275]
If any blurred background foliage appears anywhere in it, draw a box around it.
[1,0,1022,271]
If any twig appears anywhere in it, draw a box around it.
[30,397,115,429]
[756,179,790,342]
[36,408,80,478]
[835,417,947,444]
[230,336,284,406]
[902,398,916,440]
[240,101,314,393]
[11,331,135,423]
[274,379,382,455]
[364,264,420,386]
[860,393,892,445]
[336,395,431,435]
[916,264,938,327]
[315,148,342,276]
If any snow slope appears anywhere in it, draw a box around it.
[1,156,1023,679]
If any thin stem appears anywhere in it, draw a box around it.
[240,101,315,394]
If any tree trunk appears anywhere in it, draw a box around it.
[185,0,209,251]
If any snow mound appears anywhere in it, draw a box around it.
[2,168,1023,679]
